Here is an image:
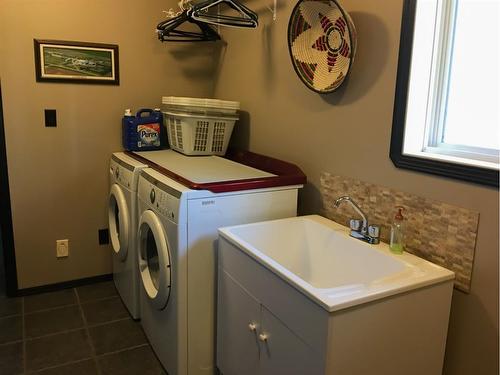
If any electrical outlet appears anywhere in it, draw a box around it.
[56,239,69,258]
[98,229,109,245]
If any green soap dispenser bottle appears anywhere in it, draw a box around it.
[390,206,405,254]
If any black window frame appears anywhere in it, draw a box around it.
[389,0,499,188]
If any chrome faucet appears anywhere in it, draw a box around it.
[333,196,380,244]
[334,196,368,234]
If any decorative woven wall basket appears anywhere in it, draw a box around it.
[288,0,357,93]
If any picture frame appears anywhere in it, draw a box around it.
[33,39,119,85]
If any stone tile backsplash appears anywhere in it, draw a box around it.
[320,172,479,292]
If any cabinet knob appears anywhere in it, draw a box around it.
[258,333,268,342]
[248,323,257,332]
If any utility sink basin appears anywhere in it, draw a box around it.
[218,214,454,311]
[217,215,456,375]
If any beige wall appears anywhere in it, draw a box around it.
[0,0,216,288]
[213,0,498,374]
[0,0,497,373]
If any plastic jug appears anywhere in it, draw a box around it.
[122,108,166,151]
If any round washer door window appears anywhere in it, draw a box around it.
[108,184,130,261]
[138,210,172,310]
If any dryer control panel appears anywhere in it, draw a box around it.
[110,156,137,190]
[110,153,148,192]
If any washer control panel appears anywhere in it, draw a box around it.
[140,182,180,223]
[152,187,178,221]
[138,170,183,224]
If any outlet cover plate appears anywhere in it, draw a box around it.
[56,239,69,258]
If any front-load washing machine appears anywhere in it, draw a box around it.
[136,156,303,375]
[109,152,147,319]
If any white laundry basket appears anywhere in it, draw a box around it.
[162,96,240,156]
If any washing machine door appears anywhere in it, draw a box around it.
[138,210,172,310]
[108,184,130,261]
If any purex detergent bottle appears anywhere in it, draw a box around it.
[122,108,166,151]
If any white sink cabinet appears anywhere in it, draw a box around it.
[216,216,454,375]
[218,270,321,375]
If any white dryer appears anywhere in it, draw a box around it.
[136,154,302,375]
[109,152,147,319]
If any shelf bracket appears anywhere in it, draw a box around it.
[266,0,277,21]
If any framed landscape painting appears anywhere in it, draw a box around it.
[34,39,119,85]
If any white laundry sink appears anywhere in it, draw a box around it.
[218,214,454,312]
[217,215,455,375]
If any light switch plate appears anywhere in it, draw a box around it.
[45,109,57,127]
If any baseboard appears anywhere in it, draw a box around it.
[16,273,113,297]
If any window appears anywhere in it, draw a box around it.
[390,0,499,187]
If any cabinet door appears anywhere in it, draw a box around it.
[217,270,261,375]
[259,307,322,375]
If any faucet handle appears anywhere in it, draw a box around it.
[368,224,380,239]
[350,219,362,232]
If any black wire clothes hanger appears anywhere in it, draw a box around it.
[156,0,259,43]
[156,9,221,42]
[190,0,258,28]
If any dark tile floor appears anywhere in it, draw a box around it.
[0,281,166,375]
